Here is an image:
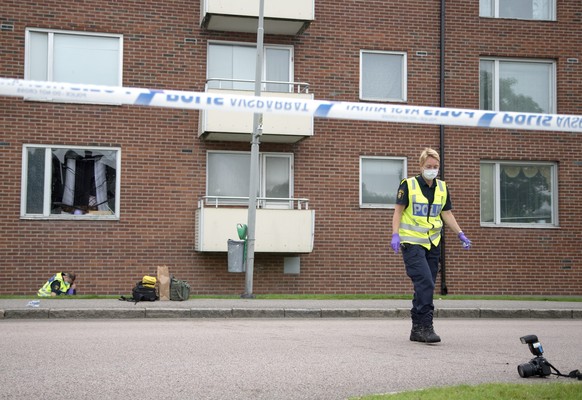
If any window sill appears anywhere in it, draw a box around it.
[480,223,559,229]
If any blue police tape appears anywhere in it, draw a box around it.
[0,78,581,133]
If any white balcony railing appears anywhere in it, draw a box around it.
[206,78,310,94]
[195,196,315,253]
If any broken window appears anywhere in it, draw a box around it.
[22,145,120,219]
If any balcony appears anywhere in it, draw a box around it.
[200,0,315,35]
[195,197,315,253]
[199,81,314,143]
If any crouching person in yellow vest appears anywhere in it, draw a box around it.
[391,148,472,344]
[38,272,77,297]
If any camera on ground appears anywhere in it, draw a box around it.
[517,334,551,378]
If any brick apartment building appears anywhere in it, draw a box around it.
[1,0,580,296]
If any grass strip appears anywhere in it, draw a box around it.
[351,382,582,400]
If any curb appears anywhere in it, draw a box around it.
[1,307,581,320]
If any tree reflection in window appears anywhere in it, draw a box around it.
[499,77,543,113]
[480,70,543,113]
[479,59,553,113]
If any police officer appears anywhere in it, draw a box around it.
[37,272,76,297]
[391,148,471,343]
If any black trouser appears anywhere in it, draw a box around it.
[401,242,441,326]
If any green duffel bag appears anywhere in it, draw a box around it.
[170,276,191,301]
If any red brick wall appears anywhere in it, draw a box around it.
[440,0,582,295]
[0,0,580,295]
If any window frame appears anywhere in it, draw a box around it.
[20,144,122,220]
[206,40,295,93]
[359,156,407,209]
[261,153,294,209]
[479,58,556,114]
[480,160,558,228]
[479,0,556,21]
[206,150,294,209]
[24,28,123,103]
[359,50,407,102]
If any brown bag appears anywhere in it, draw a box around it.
[157,266,170,301]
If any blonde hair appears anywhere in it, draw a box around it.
[419,147,440,166]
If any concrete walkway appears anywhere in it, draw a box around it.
[2,297,581,319]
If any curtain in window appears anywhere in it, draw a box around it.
[499,0,552,19]
[28,32,49,81]
[361,52,403,101]
[207,44,255,90]
[62,158,76,207]
[481,0,552,20]
[53,34,120,85]
[480,163,495,223]
[207,153,251,198]
[59,152,110,213]
[94,158,108,211]
[500,0,533,19]
[265,48,291,92]
[532,0,552,19]
[208,44,292,92]
[361,158,402,206]
[500,165,552,223]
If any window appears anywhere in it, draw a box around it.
[360,157,407,208]
[480,0,555,20]
[360,50,407,102]
[21,145,121,219]
[25,28,123,100]
[480,161,557,227]
[480,59,555,113]
[207,151,293,208]
[207,42,294,92]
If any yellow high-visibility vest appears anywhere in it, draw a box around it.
[399,177,448,250]
[37,273,70,297]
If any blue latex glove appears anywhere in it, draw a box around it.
[458,231,471,249]
[391,233,401,254]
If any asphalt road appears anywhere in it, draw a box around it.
[1,319,580,399]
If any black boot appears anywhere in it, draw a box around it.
[421,324,441,343]
[410,324,441,343]
[409,323,424,342]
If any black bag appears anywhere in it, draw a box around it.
[170,277,190,301]
[132,282,158,302]
[120,281,158,303]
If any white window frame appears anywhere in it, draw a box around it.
[206,151,294,209]
[261,153,294,209]
[206,41,294,93]
[479,58,556,114]
[24,28,123,103]
[360,156,407,209]
[480,161,558,228]
[479,0,556,21]
[359,50,407,102]
[21,145,122,220]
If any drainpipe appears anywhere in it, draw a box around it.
[439,0,448,295]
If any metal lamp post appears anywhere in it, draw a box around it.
[242,0,265,298]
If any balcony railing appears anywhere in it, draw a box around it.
[200,196,310,210]
[207,78,310,94]
[195,196,315,253]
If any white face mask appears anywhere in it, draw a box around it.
[422,168,439,180]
